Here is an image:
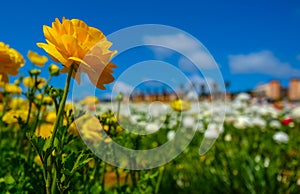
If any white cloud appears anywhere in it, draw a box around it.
[147,46,174,59]
[229,50,300,77]
[111,81,134,96]
[144,33,199,53]
[144,33,217,70]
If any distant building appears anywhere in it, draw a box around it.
[254,80,281,100]
[288,78,300,101]
[130,92,177,103]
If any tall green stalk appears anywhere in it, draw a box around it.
[45,64,74,194]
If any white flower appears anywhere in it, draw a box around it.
[291,106,300,120]
[258,106,279,118]
[186,91,198,101]
[167,130,175,140]
[234,116,251,129]
[269,120,281,129]
[252,117,266,128]
[232,101,247,110]
[197,121,204,132]
[182,116,195,128]
[145,123,160,133]
[255,155,261,163]
[235,93,251,101]
[273,132,289,144]
[148,102,168,118]
[224,134,232,142]
[204,123,222,139]
[138,121,147,127]
[264,157,270,168]
[130,115,142,124]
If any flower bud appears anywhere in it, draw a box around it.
[49,88,59,98]
[115,93,124,101]
[14,79,21,86]
[29,69,41,76]
[48,64,60,76]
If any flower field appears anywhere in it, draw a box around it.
[0,17,300,193]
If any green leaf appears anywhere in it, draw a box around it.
[31,135,46,153]
[71,152,93,173]
[63,152,76,172]
[53,137,59,149]
[4,174,15,185]
[43,138,52,152]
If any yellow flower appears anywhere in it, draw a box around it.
[79,96,99,106]
[4,84,22,94]
[23,77,46,88]
[8,98,27,109]
[170,99,191,112]
[36,123,53,138]
[2,110,28,124]
[37,18,117,89]
[74,114,103,141]
[64,103,75,113]
[0,74,6,87]
[36,94,53,105]
[68,122,79,136]
[45,111,56,123]
[27,50,48,67]
[34,155,43,166]
[0,42,25,82]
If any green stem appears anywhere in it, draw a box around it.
[115,167,120,191]
[46,160,52,194]
[33,75,52,131]
[155,167,165,194]
[45,64,74,194]
[130,170,137,188]
[100,162,107,193]
[51,167,57,194]
[49,64,74,150]
[116,99,121,122]
[27,136,47,184]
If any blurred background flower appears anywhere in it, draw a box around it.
[27,50,48,67]
[0,42,25,83]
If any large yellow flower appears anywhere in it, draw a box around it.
[27,50,48,67]
[0,42,25,82]
[37,18,117,89]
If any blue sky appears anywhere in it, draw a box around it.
[1,0,300,99]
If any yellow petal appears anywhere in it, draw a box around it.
[37,43,67,65]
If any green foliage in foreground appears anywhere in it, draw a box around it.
[0,111,300,194]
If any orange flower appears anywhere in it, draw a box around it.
[0,42,25,82]
[37,18,117,89]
